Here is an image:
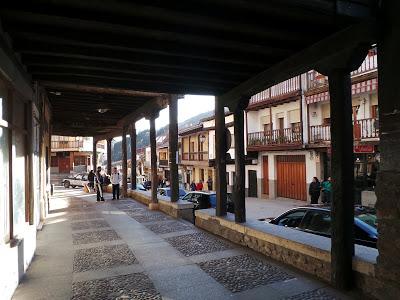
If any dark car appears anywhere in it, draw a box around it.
[143,181,151,190]
[268,206,378,248]
[157,187,187,199]
[182,191,234,212]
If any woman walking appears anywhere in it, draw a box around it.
[309,177,321,204]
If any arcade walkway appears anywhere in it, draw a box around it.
[13,188,355,300]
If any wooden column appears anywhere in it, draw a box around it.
[8,89,14,240]
[121,127,128,198]
[149,114,159,209]
[130,123,137,190]
[328,69,354,289]
[233,101,247,223]
[375,1,400,297]
[215,97,227,216]
[107,138,112,175]
[92,139,97,171]
[169,95,179,202]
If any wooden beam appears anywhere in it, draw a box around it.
[121,127,128,198]
[220,21,377,107]
[149,116,158,206]
[215,97,227,216]
[169,95,179,202]
[130,124,136,190]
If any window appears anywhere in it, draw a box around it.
[275,210,306,228]
[263,124,272,134]
[291,122,301,133]
[300,210,331,235]
[371,105,379,119]
[226,172,229,185]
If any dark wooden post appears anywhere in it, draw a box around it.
[169,95,179,202]
[215,97,227,216]
[130,123,137,190]
[149,113,159,209]
[92,139,97,171]
[121,127,128,198]
[232,99,249,223]
[328,70,354,289]
[375,1,400,297]
[107,138,112,175]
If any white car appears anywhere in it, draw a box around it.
[62,173,88,188]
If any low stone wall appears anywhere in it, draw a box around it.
[195,209,382,298]
[104,187,195,223]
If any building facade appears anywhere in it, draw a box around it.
[50,136,106,174]
[246,49,378,202]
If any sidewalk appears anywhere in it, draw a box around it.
[12,186,354,299]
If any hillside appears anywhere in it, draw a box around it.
[111,110,214,162]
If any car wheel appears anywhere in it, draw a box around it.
[64,181,70,188]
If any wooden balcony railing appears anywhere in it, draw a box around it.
[182,152,208,161]
[247,126,302,147]
[158,159,169,166]
[310,118,379,143]
[51,140,84,149]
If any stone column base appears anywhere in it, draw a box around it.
[148,203,159,210]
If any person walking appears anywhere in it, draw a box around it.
[88,170,95,192]
[190,181,196,191]
[95,166,105,202]
[309,177,321,204]
[207,176,213,191]
[111,167,121,200]
[321,177,332,204]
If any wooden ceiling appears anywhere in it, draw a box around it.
[0,0,376,136]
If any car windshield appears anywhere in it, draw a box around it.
[179,189,186,197]
[356,213,377,229]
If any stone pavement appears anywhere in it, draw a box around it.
[12,187,355,300]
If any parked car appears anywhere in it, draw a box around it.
[143,180,151,190]
[62,173,88,188]
[268,206,378,248]
[157,187,187,199]
[182,191,234,212]
[136,183,147,191]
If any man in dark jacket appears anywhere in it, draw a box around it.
[95,166,105,202]
[309,177,321,204]
[88,170,95,191]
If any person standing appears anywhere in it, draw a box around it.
[196,180,203,191]
[309,177,321,204]
[190,181,196,191]
[88,170,95,192]
[95,166,105,202]
[111,167,121,200]
[207,176,213,191]
[321,177,332,204]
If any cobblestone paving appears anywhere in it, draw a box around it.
[113,203,145,210]
[69,213,104,221]
[145,221,192,234]
[166,232,233,256]
[198,254,294,293]
[128,212,172,223]
[72,273,161,300]
[73,244,137,272]
[284,288,338,300]
[123,208,147,215]
[72,229,121,245]
[71,219,110,231]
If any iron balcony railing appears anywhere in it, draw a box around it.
[247,126,302,147]
[310,118,379,143]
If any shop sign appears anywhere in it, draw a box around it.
[354,145,375,153]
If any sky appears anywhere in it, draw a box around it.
[135,94,215,133]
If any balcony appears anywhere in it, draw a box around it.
[310,118,379,143]
[51,140,84,151]
[181,151,208,162]
[247,126,302,149]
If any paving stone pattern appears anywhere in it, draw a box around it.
[73,244,137,273]
[72,273,161,300]
[72,229,121,245]
[71,219,110,231]
[198,254,294,293]
[124,208,147,215]
[284,288,338,300]
[128,212,172,223]
[145,221,192,234]
[69,213,104,221]
[166,232,233,256]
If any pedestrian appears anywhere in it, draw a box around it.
[309,177,321,204]
[190,181,196,191]
[207,176,213,191]
[111,167,121,200]
[95,166,105,202]
[88,170,95,192]
[321,176,332,204]
[196,180,203,191]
